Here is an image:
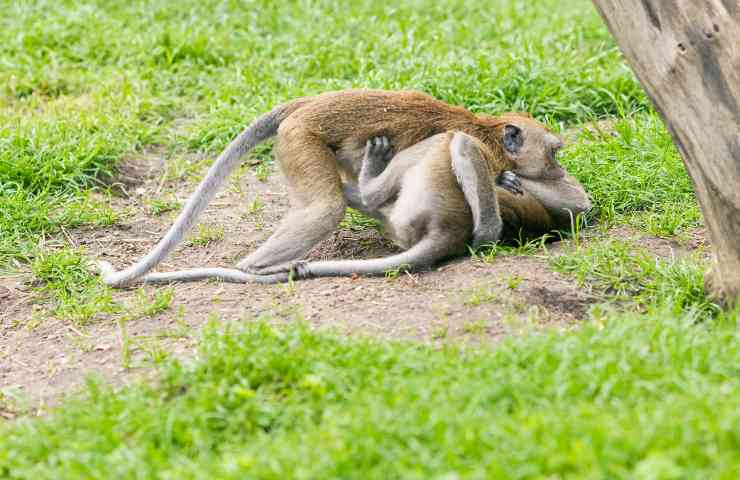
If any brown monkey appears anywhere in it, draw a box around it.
[119,131,590,284]
[256,131,590,280]
[99,89,572,286]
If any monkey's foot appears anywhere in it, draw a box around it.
[236,260,308,278]
[471,223,503,250]
[497,171,523,195]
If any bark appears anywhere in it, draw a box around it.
[591,0,740,307]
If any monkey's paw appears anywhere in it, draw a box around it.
[471,223,503,250]
[237,260,308,278]
[365,136,394,163]
[497,171,523,195]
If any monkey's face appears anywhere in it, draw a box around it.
[499,115,565,180]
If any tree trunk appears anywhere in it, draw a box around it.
[591,0,740,307]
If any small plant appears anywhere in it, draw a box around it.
[188,224,224,247]
[253,163,269,182]
[340,208,379,232]
[31,248,119,325]
[462,318,487,335]
[246,197,264,215]
[463,284,498,306]
[474,233,551,263]
[384,264,410,280]
[506,274,523,290]
[149,198,181,216]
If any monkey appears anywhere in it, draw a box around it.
[102,130,590,284]
[98,89,577,287]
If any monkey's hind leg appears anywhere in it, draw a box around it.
[449,132,508,249]
[236,140,347,274]
[287,233,457,279]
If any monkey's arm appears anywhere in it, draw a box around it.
[358,136,410,212]
[449,133,520,248]
[519,174,592,229]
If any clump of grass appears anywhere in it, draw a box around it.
[339,208,380,232]
[561,113,701,236]
[463,284,499,306]
[551,237,718,316]
[148,198,180,216]
[31,248,119,324]
[474,233,551,262]
[188,224,224,247]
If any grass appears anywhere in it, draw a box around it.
[4,313,740,478]
[560,114,702,237]
[1,0,646,272]
[551,237,719,317]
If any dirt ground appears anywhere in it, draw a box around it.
[0,152,702,413]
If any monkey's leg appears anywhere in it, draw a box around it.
[449,132,508,248]
[236,140,347,274]
[290,234,457,278]
[343,183,364,210]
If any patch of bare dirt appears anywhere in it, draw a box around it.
[0,153,706,411]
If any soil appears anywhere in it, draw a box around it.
[0,151,706,414]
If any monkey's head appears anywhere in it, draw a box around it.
[483,113,566,180]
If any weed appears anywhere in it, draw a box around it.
[149,198,181,216]
[31,248,119,324]
[340,208,380,232]
[462,319,487,335]
[188,224,224,247]
[252,163,270,182]
[246,197,264,215]
[463,284,499,306]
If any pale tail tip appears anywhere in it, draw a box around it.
[96,260,127,288]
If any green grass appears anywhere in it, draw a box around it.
[30,249,119,325]
[551,237,718,316]
[560,114,702,237]
[4,314,740,478]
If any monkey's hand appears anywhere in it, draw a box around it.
[496,171,523,195]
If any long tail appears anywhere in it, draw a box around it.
[100,105,288,287]
[101,263,289,284]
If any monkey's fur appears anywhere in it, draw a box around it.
[99,89,587,286]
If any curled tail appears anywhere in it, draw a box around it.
[100,104,290,287]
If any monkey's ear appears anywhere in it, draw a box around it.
[503,124,524,154]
